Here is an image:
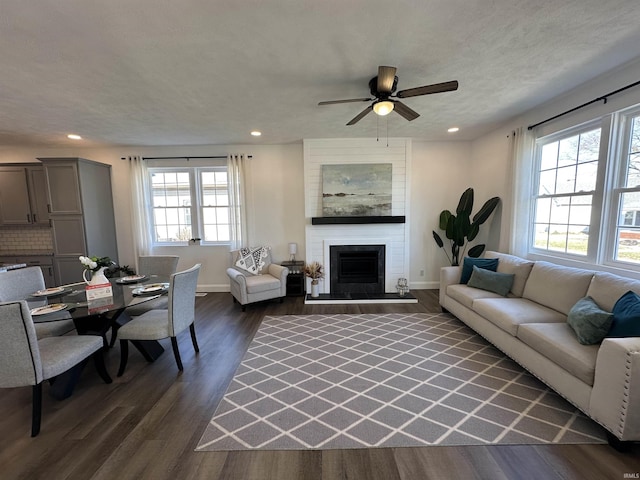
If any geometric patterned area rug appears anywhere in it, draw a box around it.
[196,313,607,451]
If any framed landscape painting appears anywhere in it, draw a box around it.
[322,163,392,216]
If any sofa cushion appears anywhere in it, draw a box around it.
[460,257,499,284]
[522,261,594,315]
[608,290,640,337]
[473,297,566,337]
[467,265,515,296]
[484,251,535,297]
[447,283,503,309]
[517,323,599,386]
[567,296,613,345]
[245,274,281,294]
[587,272,640,312]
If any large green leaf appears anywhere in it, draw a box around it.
[439,210,452,231]
[455,213,470,246]
[445,214,456,240]
[468,244,486,258]
[472,196,501,225]
[467,222,480,241]
[456,188,474,216]
[432,231,444,248]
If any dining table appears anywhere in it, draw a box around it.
[25,274,170,399]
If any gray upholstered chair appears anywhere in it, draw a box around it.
[116,263,201,376]
[125,255,180,315]
[110,255,181,347]
[0,267,75,338]
[226,248,288,311]
[0,301,112,436]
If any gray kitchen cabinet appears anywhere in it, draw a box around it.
[39,158,119,285]
[0,165,49,225]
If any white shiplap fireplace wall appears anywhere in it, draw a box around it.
[304,138,411,294]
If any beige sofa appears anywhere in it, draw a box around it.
[440,251,640,447]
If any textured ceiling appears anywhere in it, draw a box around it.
[1,0,640,147]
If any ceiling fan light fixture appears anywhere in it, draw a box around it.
[373,100,394,116]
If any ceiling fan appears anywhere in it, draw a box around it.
[318,66,458,125]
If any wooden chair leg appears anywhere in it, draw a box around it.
[93,348,113,384]
[31,383,43,437]
[117,340,129,377]
[171,337,184,371]
[189,323,199,353]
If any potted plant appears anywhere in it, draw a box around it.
[303,261,324,297]
[432,188,500,266]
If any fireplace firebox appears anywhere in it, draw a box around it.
[330,245,385,294]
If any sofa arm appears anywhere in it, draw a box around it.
[226,267,247,288]
[439,266,461,306]
[590,337,640,441]
[268,264,289,296]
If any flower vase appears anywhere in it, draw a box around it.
[311,280,320,298]
[83,266,109,286]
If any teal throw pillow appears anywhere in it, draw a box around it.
[467,265,515,296]
[460,257,499,284]
[567,296,613,345]
[608,290,640,337]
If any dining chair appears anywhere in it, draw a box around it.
[116,263,201,376]
[111,255,181,346]
[0,267,75,338]
[0,300,112,436]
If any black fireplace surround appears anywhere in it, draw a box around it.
[330,245,385,295]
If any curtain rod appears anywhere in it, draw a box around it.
[142,155,252,160]
[527,79,640,131]
[121,155,252,161]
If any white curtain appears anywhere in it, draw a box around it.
[508,127,535,256]
[228,153,248,250]
[129,156,152,267]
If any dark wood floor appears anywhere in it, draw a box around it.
[1,290,638,479]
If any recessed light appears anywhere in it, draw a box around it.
[67,134,82,140]
[250,131,262,137]
[447,127,459,133]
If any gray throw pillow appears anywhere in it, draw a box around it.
[467,265,515,296]
[567,296,613,345]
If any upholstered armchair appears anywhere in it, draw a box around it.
[226,247,288,311]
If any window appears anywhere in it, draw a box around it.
[529,105,640,272]
[612,110,640,264]
[532,126,601,257]
[149,166,230,245]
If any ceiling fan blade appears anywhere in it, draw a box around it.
[393,101,420,121]
[347,106,373,125]
[318,98,372,106]
[377,66,397,93]
[396,80,459,98]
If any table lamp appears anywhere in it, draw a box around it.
[288,243,297,262]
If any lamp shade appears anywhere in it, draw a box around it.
[373,100,394,116]
[288,243,297,255]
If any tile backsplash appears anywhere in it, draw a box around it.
[0,226,53,253]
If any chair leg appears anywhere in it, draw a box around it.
[117,340,129,377]
[32,383,43,437]
[189,323,199,353]
[93,348,113,384]
[171,337,184,371]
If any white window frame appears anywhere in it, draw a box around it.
[603,105,640,269]
[530,119,608,263]
[147,164,230,247]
